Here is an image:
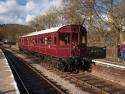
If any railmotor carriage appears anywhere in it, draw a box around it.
[18,25,93,71]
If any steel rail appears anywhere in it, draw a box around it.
[5,52,30,94]
[6,48,125,94]
[41,63,113,94]
[20,60,66,94]
[69,76,109,94]
[4,48,66,94]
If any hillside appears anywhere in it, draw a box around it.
[0,24,35,41]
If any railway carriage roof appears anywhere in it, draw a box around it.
[21,26,62,37]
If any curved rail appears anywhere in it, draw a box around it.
[2,48,66,94]
[7,57,30,94]
[41,62,125,94]
[23,62,66,94]
[4,48,125,94]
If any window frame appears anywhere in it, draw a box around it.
[59,32,70,46]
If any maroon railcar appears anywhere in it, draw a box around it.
[18,25,89,71]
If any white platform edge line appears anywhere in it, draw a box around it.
[1,49,20,94]
[92,60,125,69]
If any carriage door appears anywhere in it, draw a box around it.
[59,32,70,57]
[71,31,80,56]
[72,32,79,45]
[79,27,87,57]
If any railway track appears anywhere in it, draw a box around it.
[41,61,125,94]
[3,48,125,94]
[2,48,67,94]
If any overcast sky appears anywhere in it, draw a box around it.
[0,0,62,24]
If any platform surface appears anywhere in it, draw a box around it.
[93,59,125,69]
[0,49,19,94]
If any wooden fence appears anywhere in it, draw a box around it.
[87,32,122,61]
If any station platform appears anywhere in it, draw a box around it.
[92,59,125,69]
[92,59,125,86]
[0,49,19,94]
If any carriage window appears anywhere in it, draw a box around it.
[35,38,37,44]
[40,37,44,44]
[54,37,56,45]
[32,38,35,43]
[27,38,29,42]
[72,32,78,43]
[47,36,52,44]
[22,38,24,43]
[38,38,40,43]
[26,38,28,42]
[80,33,86,44]
[29,38,32,43]
[59,33,70,46]
[38,37,43,44]
[45,37,47,44]
[82,36,85,44]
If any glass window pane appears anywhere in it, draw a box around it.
[54,37,56,45]
[59,33,70,46]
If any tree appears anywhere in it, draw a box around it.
[29,6,62,30]
[29,0,125,44]
[61,0,83,25]
[94,0,125,43]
